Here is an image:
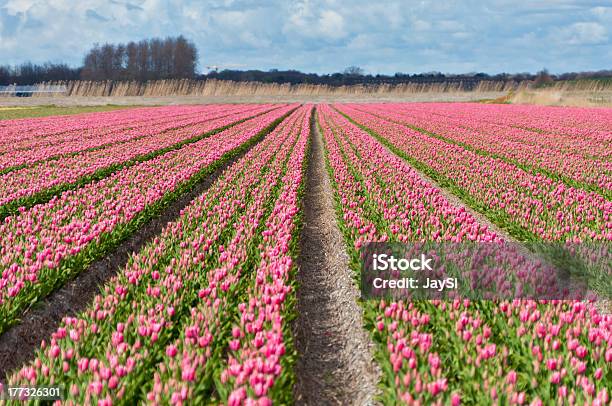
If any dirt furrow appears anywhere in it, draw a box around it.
[293,109,380,405]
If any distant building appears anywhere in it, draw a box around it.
[0,84,67,97]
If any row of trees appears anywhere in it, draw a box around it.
[0,63,80,85]
[1,35,611,85]
[0,36,197,85]
[205,69,534,87]
[206,68,612,87]
[80,36,197,81]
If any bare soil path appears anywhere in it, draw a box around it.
[293,110,380,405]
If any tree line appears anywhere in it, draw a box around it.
[0,36,197,85]
[1,35,610,86]
[80,36,197,81]
[0,63,80,86]
[205,68,521,87]
[203,68,612,88]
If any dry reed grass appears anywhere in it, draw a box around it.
[4,78,611,107]
[510,88,612,107]
[28,79,524,98]
[509,79,612,107]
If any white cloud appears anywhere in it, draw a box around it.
[0,0,609,73]
[283,2,347,42]
[318,9,345,39]
[3,0,35,14]
[590,6,612,25]
[557,22,608,45]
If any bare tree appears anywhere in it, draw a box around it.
[534,68,554,87]
[162,37,175,78]
[173,35,198,78]
[136,39,149,81]
[125,41,139,80]
[80,36,198,81]
[344,66,365,76]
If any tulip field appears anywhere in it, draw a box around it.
[318,104,610,405]
[0,102,610,405]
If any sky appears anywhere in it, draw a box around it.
[0,0,611,75]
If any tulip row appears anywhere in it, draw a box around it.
[417,102,612,146]
[5,105,311,405]
[346,103,611,193]
[0,106,157,146]
[317,104,501,247]
[0,104,273,173]
[334,104,611,243]
[218,105,309,405]
[0,105,296,335]
[0,104,278,219]
[0,104,231,152]
[374,299,610,405]
[0,105,210,171]
[388,102,611,156]
[316,105,611,405]
[319,105,607,299]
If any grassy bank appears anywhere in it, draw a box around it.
[0,104,137,120]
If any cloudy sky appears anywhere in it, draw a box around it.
[0,0,610,74]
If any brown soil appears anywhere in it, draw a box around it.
[293,110,380,405]
[0,142,262,381]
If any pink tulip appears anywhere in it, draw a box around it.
[165,345,177,357]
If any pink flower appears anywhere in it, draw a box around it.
[181,366,196,382]
[229,339,240,351]
[575,345,587,359]
[77,358,89,372]
[232,327,241,338]
[108,376,118,389]
[408,358,417,369]
[594,368,603,380]
[89,381,103,395]
[428,353,441,370]
[550,372,561,384]
[568,339,579,351]
[228,388,247,406]
[49,345,60,359]
[165,345,178,357]
[257,397,272,406]
[69,329,79,341]
[427,379,447,396]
